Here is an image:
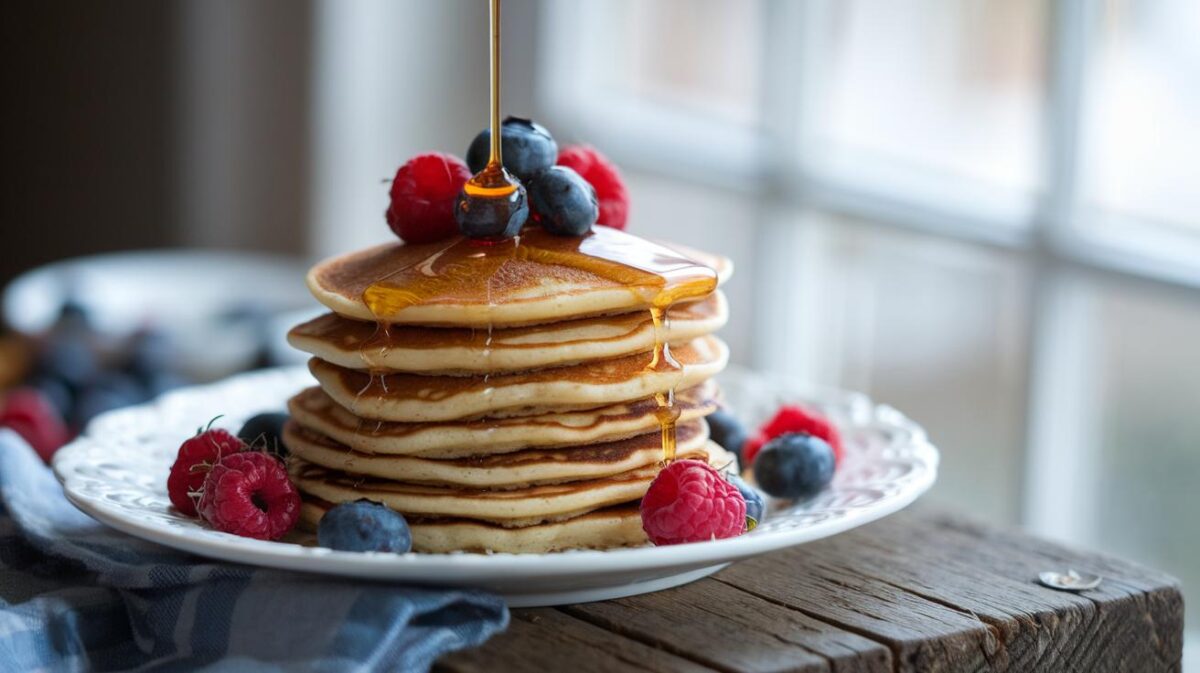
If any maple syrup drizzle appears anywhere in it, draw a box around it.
[460,0,521,212]
[358,0,717,463]
[649,307,683,462]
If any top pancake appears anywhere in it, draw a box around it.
[288,291,727,375]
[307,226,732,327]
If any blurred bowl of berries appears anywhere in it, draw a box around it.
[1,250,314,458]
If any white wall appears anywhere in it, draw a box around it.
[308,0,491,258]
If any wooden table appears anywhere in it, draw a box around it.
[438,510,1183,673]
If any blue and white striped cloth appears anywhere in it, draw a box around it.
[0,430,509,672]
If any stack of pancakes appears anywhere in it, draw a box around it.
[285,227,734,553]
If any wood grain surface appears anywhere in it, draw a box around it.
[437,510,1183,673]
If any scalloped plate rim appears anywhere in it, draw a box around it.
[52,366,939,591]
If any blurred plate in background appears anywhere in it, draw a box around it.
[3,251,315,380]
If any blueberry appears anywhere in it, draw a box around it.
[706,408,749,462]
[527,166,598,237]
[238,412,290,457]
[727,473,766,528]
[145,371,189,398]
[36,334,99,392]
[123,328,174,383]
[455,180,529,239]
[466,117,558,180]
[72,373,147,427]
[318,500,412,553]
[53,300,92,333]
[752,432,835,500]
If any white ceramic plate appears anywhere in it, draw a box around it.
[2,250,313,378]
[53,366,938,607]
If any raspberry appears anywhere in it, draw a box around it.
[0,388,71,463]
[556,145,629,230]
[386,153,472,244]
[198,452,299,541]
[167,426,245,517]
[640,459,746,545]
[743,405,843,466]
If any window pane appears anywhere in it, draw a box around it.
[596,0,765,126]
[760,212,1032,523]
[813,0,1047,199]
[1043,277,1200,658]
[1081,0,1200,230]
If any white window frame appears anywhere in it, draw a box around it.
[539,0,1200,286]
[538,0,1200,559]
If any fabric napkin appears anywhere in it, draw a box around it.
[0,430,509,673]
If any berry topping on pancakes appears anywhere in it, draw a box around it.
[557,145,629,230]
[527,166,598,236]
[386,153,471,244]
[466,116,558,181]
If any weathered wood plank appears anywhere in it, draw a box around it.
[435,608,718,673]
[562,575,892,673]
[717,509,1182,672]
[716,545,996,672]
[438,510,1184,673]
[917,511,1184,672]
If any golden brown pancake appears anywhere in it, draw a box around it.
[299,500,648,554]
[290,226,735,553]
[308,335,729,423]
[287,441,733,527]
[306,226,732,327]
[283,419,709,488]
[285,381,719,458]
[288,291,728,374]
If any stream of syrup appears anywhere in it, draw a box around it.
[457,0,523,227]
[361,0,717,463]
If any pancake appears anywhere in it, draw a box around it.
[307,226,732,327]
[288,441,734,526]
[286,381,719,458]
[299,500,648,554]
[283,419,709,488]
[288,291,728,374]
[308,335,729,423]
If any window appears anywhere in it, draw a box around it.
[541,1,1200,662]
[1081,0,1200,231]
[1071,0,1200,281]
[809,0,1047,228]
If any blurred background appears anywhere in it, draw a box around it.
[1,0,1197,662]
